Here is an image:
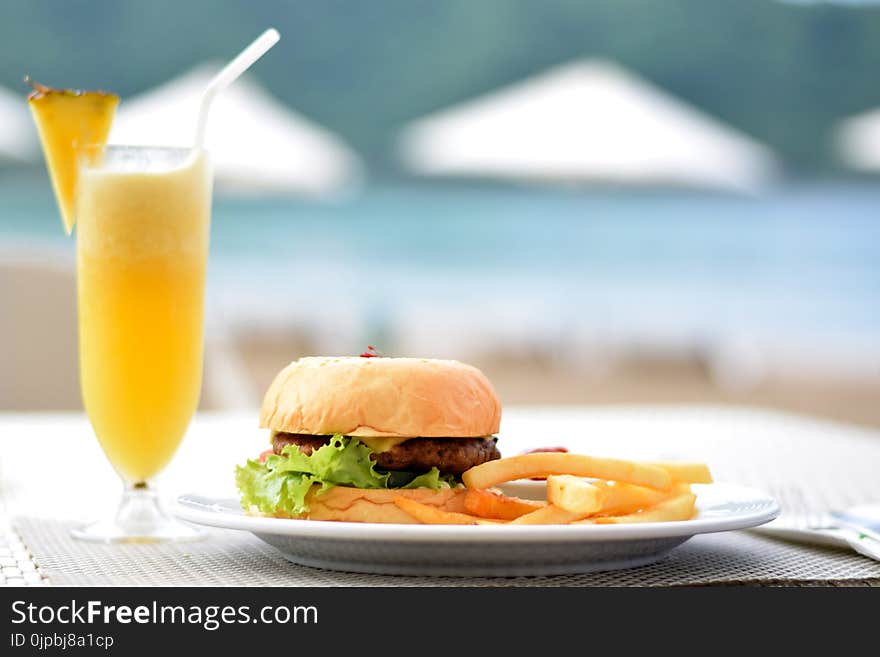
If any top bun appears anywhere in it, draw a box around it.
[260,356,502,438]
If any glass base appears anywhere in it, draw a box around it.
[71,482,202,543]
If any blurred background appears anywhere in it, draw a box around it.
[1,0,879,426]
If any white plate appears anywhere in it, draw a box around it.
[497,478,553,500]
[175,483,778,576]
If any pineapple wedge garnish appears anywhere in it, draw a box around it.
[27,78,119,234]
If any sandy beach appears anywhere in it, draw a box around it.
[3,253,877,431]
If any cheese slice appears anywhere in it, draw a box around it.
[356,435,413,453]
[347,435,496,452]
[269,433,492,453]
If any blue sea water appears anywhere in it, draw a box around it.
[2,177,879,357]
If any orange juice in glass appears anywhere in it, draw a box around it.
[72,145,212,541]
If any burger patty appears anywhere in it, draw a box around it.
[272,433,500,475]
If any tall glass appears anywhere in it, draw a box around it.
[72,145,212,542]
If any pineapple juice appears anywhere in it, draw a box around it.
[76,148,212,483]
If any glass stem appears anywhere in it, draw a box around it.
[114,480,166,535]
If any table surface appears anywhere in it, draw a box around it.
[2,405,880,586]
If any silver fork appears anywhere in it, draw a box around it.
[752,486,880,562]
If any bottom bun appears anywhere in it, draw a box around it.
[293,486,469,523]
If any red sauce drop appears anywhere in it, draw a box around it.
[520,446,569,480]
[521,446,569,455]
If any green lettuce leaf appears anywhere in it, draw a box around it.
[235,435,458,516]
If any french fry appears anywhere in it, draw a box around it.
[649,462,713,484]
[393,452,709,526]
[510,504,586,525]
[463,453,672,490]
[463,488,546,520]
[393,496,501,525]
[582,492,697,524]
[546,475,606,514]
[594,481,690,516]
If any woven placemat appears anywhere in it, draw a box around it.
[7,409,880,587]
[13,517,880,587]
[0,521,48,587]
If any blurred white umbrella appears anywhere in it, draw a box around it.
[835,108,880,172]
[110,64,362,196]
[398,59,778,192]
[0,85,37,163]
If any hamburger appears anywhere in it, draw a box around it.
[235,355,502,523]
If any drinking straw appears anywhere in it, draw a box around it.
[193,28,281,149]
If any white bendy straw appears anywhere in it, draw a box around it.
[193,28,281,149]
